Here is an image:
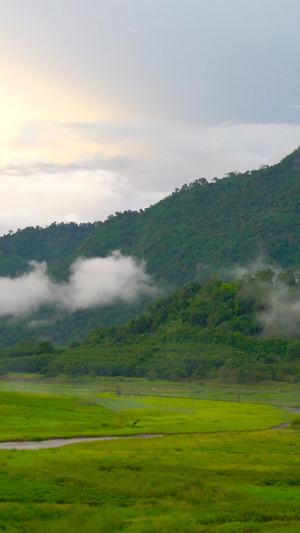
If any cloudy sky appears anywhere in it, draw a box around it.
[1,0,300,235]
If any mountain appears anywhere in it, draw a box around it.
[1,146,300,347]
[76,147,300,286]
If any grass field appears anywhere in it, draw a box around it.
[0,429,299,532]
[1,373,300,407]
[0,377,293,441]
[0,374,299,531]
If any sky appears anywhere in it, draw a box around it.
[1,0,300,236]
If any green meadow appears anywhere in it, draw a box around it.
[0,375,299,531]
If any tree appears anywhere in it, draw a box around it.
[37,340,55,354]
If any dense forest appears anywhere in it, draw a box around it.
[0,221,96,279]
[1,147,300,347]
[1,269,300,383]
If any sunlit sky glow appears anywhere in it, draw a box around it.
[1,0,300,235]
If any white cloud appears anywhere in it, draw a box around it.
[59,252,157,310]
[1,120,300,236]
[57,119,300,190]
[260,283,300,339]
[0,262,53,316]
[0,253,156,317]
[0,162,162,236]
[232,255,282,280]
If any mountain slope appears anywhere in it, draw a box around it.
[76,147,300,287]
[0,222,96,278]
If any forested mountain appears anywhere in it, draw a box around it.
[2,146,300,285]
[1,146,300,347]
[76,146,300,286]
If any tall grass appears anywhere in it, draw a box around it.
[0,429,299,530]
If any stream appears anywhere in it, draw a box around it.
[0,421,297,450]
[0,433,165,450]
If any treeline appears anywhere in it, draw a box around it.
[1,329,299,383]
[0,221,96,279]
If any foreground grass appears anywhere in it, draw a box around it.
[0,375,299,531]
[0,429,299,531]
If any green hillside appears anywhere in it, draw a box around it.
[1,147,300,347]
[1,269,300,383]
[76,147,300,286]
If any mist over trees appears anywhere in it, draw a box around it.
[1,269,300,383]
